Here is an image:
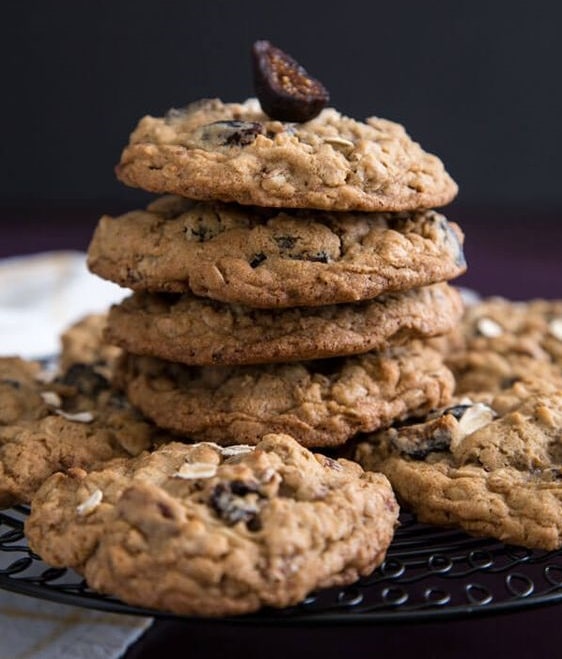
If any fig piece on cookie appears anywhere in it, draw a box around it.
[252,40,329,122]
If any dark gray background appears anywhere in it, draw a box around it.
[3,0,561,208]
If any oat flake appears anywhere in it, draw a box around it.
[175,462,217,479]
[56,410,95,423]
[548,318,562,341]
[221,445,254,457]
[76,489,103,516]
[40,391,62,407]
[323,136,354,148]
[457,403,496,440]
[477,317,503,338]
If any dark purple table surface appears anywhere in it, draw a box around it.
[1,203,561,659]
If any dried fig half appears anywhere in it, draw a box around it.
[251,40,329,122]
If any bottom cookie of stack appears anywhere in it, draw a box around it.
[113,339,455,448]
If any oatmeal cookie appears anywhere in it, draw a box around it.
[0,357,154,507]
[355,380,562,549]
[105,284,463,366]
[0,357,49,425]
[87,196,466,308]
[435,297,562,394]
[114,341,454,447]
[25,434,398,617]
[116,98,457,212]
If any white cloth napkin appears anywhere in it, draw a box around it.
[0,251,152,658]
[0,251,127,359]
[0,591,151,659]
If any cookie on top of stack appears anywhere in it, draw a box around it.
[87,41,466,448]
[22,42,469,616]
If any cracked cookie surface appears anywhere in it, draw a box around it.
[25,433,399,617]
[116,98,457,212]
[354,380,562,549]
[87,195,466,308]
[105,283,463,366]
[114,341,454,447]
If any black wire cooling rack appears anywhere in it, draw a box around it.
[2,505,562,624]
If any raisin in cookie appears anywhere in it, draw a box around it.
[114,341,454,447]
[105,284,463,366]
[25,434,399,617]
[116,98,457,212]
[87,196,466,308]
[354,380,562,549]
[435,297,562,394]
[0,357,154,507]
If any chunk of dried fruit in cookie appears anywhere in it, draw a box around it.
[251,40,329,122]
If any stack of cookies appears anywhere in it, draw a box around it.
[16,42,479,617]
[86,43,466,451]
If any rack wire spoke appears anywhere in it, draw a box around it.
[1,507,562,622]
